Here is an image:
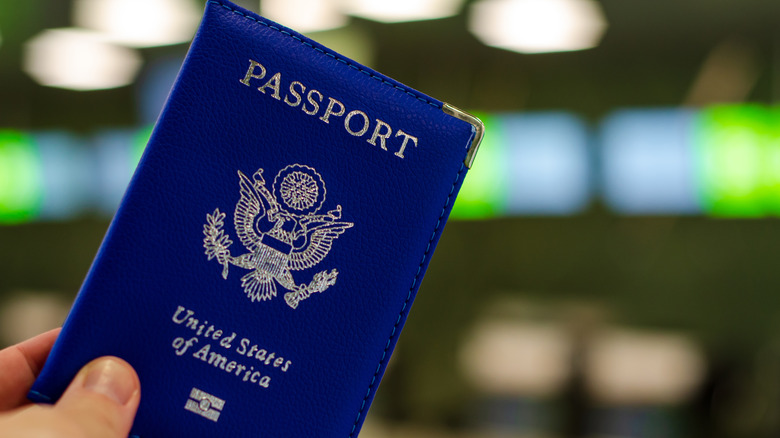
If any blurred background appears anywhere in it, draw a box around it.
[2,0,780,437]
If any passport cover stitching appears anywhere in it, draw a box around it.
[207,0,441,109]
[350,162,467,436]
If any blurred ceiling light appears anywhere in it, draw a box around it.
[23,28,142,91]
[460,321,572,396]
[261,0,347,33]
[341,0,464,23]
[0,293,71,346]
[73,0,200,48]
[586,330,705,405]
[469,0,607,54]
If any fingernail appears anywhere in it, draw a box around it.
[82,357,137,405]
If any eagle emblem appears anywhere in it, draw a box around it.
[202,164,354,309]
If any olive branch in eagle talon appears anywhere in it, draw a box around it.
[203,209,233,279]
[202,165,353,309]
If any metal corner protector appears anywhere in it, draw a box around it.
[442,103,485,169]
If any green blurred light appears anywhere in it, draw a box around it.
[450,114,507,220]
[131,125,153,171]
[694,105,775,217]
[762,107,780,214]
[0,130,43,223]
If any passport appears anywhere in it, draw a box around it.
[29,1,483,436]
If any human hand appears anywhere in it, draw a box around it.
[0,328,141,437]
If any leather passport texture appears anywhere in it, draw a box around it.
[29,1,481,436]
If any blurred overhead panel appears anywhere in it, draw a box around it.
[341,0,464,23]
[601,105,780,217]
[137,57,186,124]
[261,0,348,32]
[0,131,43,224]
[450,113,508,219]
[503,113,591,215]
[469,0,607,54]
[451,112,591,219]
[23,28,141,91]
[92,129,146,215]
[0,126,156,224]
[33,132,93,220]
[695,105,780,217]
[73,0,200,48]
[601,109,702,215]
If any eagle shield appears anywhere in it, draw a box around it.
[203,164,353,308]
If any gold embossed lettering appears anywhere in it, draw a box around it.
[240,59,266,86]
[237,337,249,354]
[193,344,211,361]
[303,89,323,115]
[320,98,345,123]
[172,336,198,356]
[344,110,369,136]
[394,129,418,159]
[172,306,193,324]
[219,332,235,348]
[259,376,271,388]
[257,72,282,100]
[238,59,420,160]
[208,351,228,369]
[367,119,392,150]
[284,81,306,107]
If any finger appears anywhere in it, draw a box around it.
[0,328,61,411]
[55,356,141,437]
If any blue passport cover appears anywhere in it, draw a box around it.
[30,1,481,436]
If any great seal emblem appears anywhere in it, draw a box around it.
[203,164,354,308]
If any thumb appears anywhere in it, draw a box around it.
[54,356,141,437]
